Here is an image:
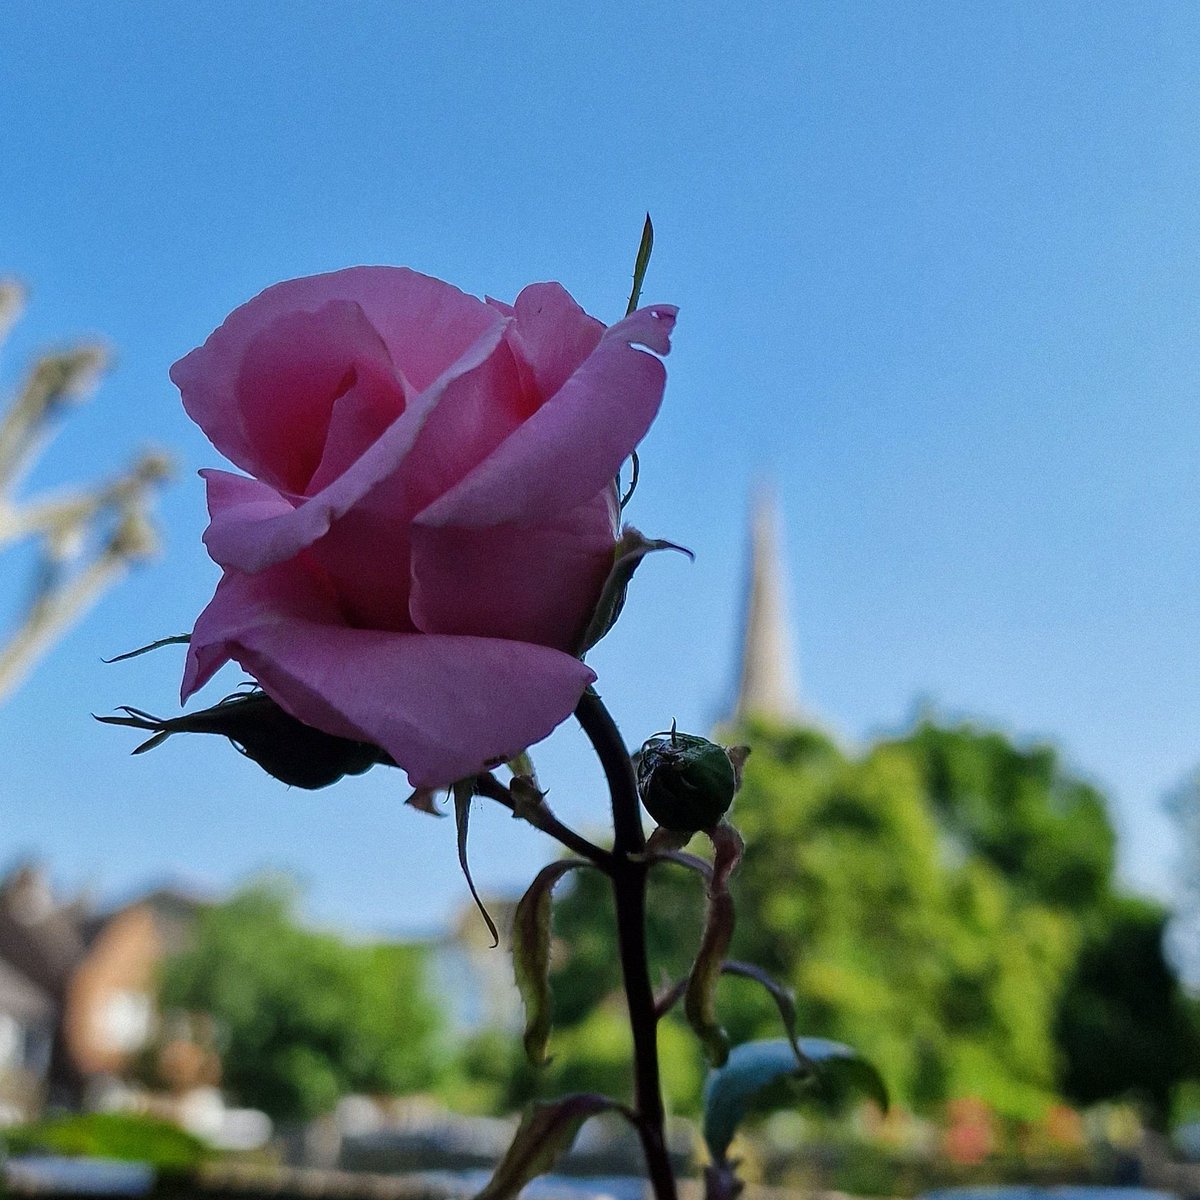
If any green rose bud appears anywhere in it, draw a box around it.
[636,728,740,833]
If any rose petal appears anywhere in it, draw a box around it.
[234,300,405,493]
[182,562,596,788]
[408,488,618,651]
[299,342,531,629]
[198,313,510,574]
[306,361,415,495]
[181,556,343,700]
[172,267,501,481]
[304,508,416,632]
[414,303,677,531]
[506,283,604,404]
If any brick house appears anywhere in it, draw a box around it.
[0,953,54,1121]
[0,864,207,1114]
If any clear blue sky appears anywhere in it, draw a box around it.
[1,1,1195,936]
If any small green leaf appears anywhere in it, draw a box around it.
[454,780,498,947]
[576,526,692,656]
[702,1038,889,1163]
[474,1094,628,1200]
[625,213,654,317]
[685,891,734,1066]
[513,859,593,1066]
[720,962,811,1071]
[102,634,191,663]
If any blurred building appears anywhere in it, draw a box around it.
[0,864,205,1118]
[430,897,522,1034]
[732,486,803,723]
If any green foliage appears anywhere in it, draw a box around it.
[528,716,1197,1125]
[901,719,1115,911]
[159,878,444,1121]
[1056,895,1200,1122]
[2,1112,208,1171]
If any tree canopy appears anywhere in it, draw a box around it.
[533,718,1197,1124]
[159,879,444,1121]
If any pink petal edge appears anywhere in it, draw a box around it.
[414,303,677,531]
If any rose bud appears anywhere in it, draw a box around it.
[96,690,392,790]
[636,729,741,833]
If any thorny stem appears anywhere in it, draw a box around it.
[575,689,678,1200]
[473,773,611,869]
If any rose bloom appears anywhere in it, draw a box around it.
[172,268,676,788]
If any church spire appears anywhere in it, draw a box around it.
[732,486,801,723]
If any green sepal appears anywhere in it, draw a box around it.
[102,633,191,663]
[719,962,811,1072]
[96,691,390,790]
[576,526,692,656]
[685,890,734,1067]
[625,213,654,316]
[453,779,498,948]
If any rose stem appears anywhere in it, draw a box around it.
[472,772,612,868]
[575,689,678,1200]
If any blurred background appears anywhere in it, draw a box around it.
[2,2,1199,1195]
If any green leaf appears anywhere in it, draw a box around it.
[4,1112,209,1172]
[720,962,811,1071]
[680,822,745,1067]
[625,213,654,316]
[454,780,498,947]
[474,1094,628,1200]
[576,525,692,656]
[702,1038,889,1163]
[513,859,593,1066]
[685,890,735,1067]
[102,633,191,663]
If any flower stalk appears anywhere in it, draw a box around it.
[575,690,679,1200]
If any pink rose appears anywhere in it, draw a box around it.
[172,268,676,788]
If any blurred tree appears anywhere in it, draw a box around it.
[0,279,169,702]
[518,718,1196,1124]
[159,879,445,1121]
[898,719,1115,913]
[1166,769,1200,985]
[1055,895,1200,1124]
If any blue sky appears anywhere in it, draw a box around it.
[0,2,1195,936]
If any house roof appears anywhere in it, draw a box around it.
[0,864,87,997]
[0,954,53,1023]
